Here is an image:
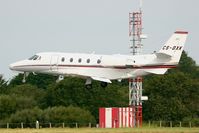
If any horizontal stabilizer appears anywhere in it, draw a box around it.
[91,77,112,83]
[155,53,172,59]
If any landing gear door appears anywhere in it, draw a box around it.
[50,55,59,71]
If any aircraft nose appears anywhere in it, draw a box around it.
[9,61,22,71]
[9,63,16,70]
[9,60,28,72]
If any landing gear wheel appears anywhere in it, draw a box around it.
[56,75,64,83]
[100,82,108,88]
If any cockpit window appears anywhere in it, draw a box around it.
[38,56,41,60]
[29,55,34,60]
[28,55,40,60]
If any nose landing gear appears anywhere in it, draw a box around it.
[22,72,29,83]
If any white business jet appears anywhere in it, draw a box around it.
[9,31,188,88]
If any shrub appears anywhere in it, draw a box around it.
[9,107,43,124]
[43,106,96,126]
[0,95,16,120]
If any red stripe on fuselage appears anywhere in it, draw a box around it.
[14,64,176,69]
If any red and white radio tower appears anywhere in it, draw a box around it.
[128,0,147,127]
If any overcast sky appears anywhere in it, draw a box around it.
[0,0,198,80]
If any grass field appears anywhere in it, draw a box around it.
[0,127,199,133]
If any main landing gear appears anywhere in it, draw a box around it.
[85,78,92,89]
[85,84,92,89]
[56,75,64,83]
[85,78,108,89]
[100,82,108,88]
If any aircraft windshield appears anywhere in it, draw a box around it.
[28,55,40,60]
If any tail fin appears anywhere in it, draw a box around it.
[158,31,188,64]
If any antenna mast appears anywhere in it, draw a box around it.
[129,0,143,55]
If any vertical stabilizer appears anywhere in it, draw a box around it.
[158,31,188,64]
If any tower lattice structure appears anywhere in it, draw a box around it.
[129,10,143,127]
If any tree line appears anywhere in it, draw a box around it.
[0,51,199,124]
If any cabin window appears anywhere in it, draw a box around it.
[78,58,82,63]
[70,58,73,62]
[61,57,65,62]
[97,59,101,64]
[87,59,90,63]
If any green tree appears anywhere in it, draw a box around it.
[15,96,37,111]
[8,74,24,87]
[0,95,16,120]
[42,77,86,107]
[9,84,43,98]
[8,84,45,108]
[42,77,128,120]
[143,72,199,121]
[181,79,199,118]
[178,51,197,74]
[0,94,38,122]
[0,75,7,94]
[9,73,56,89]
[169,51,198,77]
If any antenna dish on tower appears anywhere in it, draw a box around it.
[140,34,148,39]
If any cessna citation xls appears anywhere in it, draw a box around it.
[10,31,188,88]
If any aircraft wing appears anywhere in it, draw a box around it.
[63,68,112,83]
[144,68,168,74]
[126,68,168,78]
[91,76,112,83]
